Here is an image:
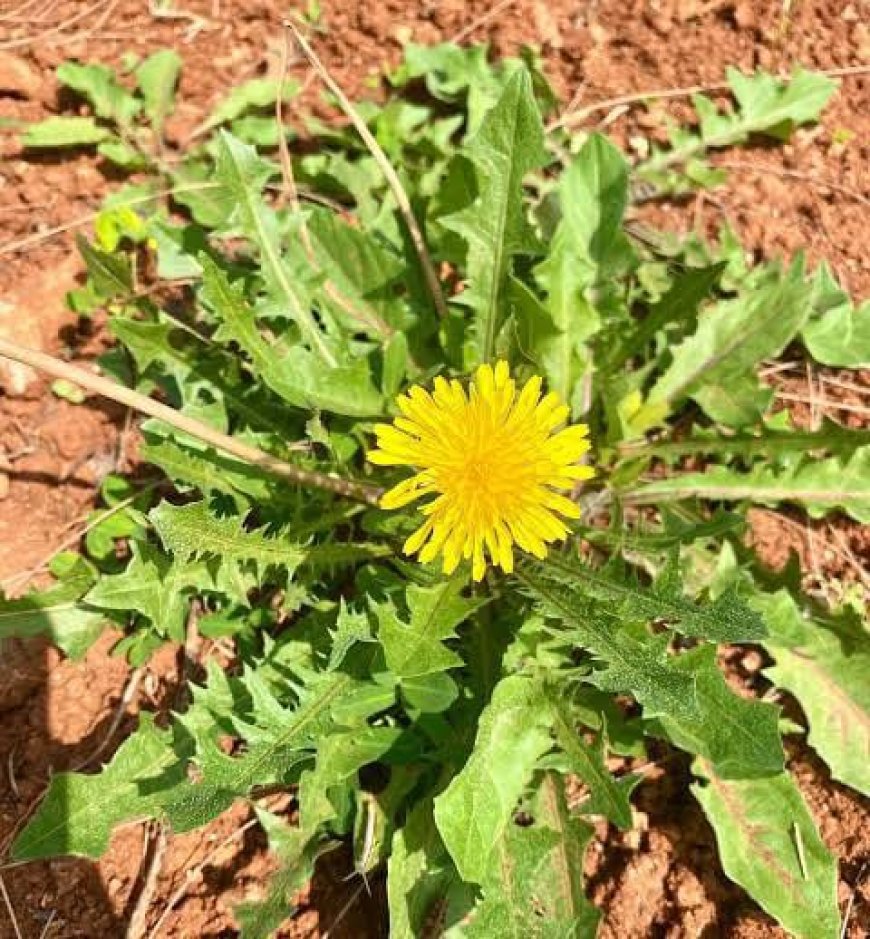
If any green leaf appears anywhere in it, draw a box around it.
[537,554,768,643]
[460,823,562,938]
[639,69,837,177]
[84,543,206,642]
[433,674,553,884]
[401,672,459,713]
[606,262,725,372]
[801,265,870,367]
[235,809,321,939]
[756,591,870,796]
[621,421,870,460]
[97,139,148,170]
[388,800,467,939]
[520,565,698,722]
[461,777,600,937]
[23,116,112,148]
[140,437,271,505]
[642,260,815,423]
[548,691,635,828]
[723,67,837,140]
[0,559,103,660]
[692,760,839,939]
[76,234,133,297]
[213,132,336,365]
[444,68,548,362]
[459,790,599,939]
[150,500,306,578]
[626,447,870,523]
[519,566,784,778]
[199,254,383,417]
[374,578,483,680]
[532,773,601,934]
[56,61,140,128]
[197,77,299,135]
[13,714,184,859]
[307,207,405,336]
[166,666,359,832]
[534,134,633,400]
[135,49,182,133]
[658,645,784,779]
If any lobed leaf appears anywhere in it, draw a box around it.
[626,447,870,522]
[443,68,548,362]
[13,714,185,859]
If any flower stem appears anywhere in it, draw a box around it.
[0,337,383,507]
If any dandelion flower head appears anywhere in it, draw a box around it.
[369,361,594,581]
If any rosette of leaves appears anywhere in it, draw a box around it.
[6,41,868,939]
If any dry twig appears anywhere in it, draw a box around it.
[450,0,519,43]
[0,338,382,506]
[146,818,260,939]
[716,160,870,209]
[0,0,115,51]
[287,21,449,320]
[0,875,22,939]
[551,64,870,131]
[126,823,169,939]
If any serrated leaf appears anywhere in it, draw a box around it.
[627,447,870,522]
[623,421,870,460]
[84,543,207,642]
[433,674,553,884]
[0,558,103,659]
[166,667,358,831]
[537,553,767,643]
[692,760,839,939]
[56,61,140,128]
[140,437,272,505]
[534,134,633,401]
[213,132,335,365]
[76,234,132,297]
[150,500,306,577]
[801,265,870,367]
[135,49,181,133]
[606,262,724,372]
[520,566,784,778]
[374,578,483,680]
[755,591,870,796]
[444,68,548,362]
[658,645,784,779]
[196,77,299,136]
[235,808,321,939]
[328,600,374,671]
[199,253,383,417]
[520,565,698,722]
[307,207,405,336]
[548,691,634,828]
[724,67,837,140]
[22,116,112,148]
[644,260,814,420]
[13,714,184,859]
[640,69,836,177]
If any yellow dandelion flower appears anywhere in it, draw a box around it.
[369,361,595,582]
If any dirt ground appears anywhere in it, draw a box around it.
[0,1,868,937]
